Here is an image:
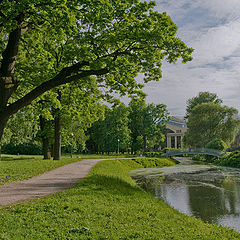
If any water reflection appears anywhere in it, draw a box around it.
[155,179,240,232]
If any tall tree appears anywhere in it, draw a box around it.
[183,103,240,148]
[0,0,193,142]
[185,92,222,120]
[129,100,169,153]
[87,104,130,154]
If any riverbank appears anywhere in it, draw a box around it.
[0,158,239,239]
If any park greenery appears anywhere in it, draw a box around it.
[183,92,240,149]
[0,0,193,159]
[87,100,169,154]
[0,158,239,239]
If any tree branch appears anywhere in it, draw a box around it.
[5,66,109,116]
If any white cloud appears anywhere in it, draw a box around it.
[140,0,240,116]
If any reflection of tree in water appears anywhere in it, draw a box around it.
[188,181,240,223]
[188,183,226,223]
[222,180,240,215]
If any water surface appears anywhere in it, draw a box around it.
[130,163,240,232]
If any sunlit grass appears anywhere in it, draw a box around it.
[0,155,80,185]
[0,158,239,239]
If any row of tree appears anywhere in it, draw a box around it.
[87,100,169,154]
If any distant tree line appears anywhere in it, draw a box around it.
[86,100,169,154]
[1,98,170,157]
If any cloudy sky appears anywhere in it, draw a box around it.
[142,0,240,117]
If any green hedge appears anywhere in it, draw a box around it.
[1,142,42,155]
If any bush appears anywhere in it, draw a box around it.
[1,142,42,155]
[214,151,240,168]
[191,154,206,161]
[143,152,163,158]
[205,138,227,151]
[131,157,175,168]
[162,148,178,153]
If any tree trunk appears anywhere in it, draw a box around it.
[53,113,61,160]
[39,116,51,159]
[143,135,147,153]
[43,137,51,159]
[0,114,10,144]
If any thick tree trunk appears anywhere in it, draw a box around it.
[53,113,61,160]
[0,114,10,143]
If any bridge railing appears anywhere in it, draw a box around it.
[166,148,225,156]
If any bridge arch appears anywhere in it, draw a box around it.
[163,148,226,158]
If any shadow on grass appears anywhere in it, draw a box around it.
[0,157,37,161]
[74,174,142,196]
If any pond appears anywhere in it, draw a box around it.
[129,161,240,233]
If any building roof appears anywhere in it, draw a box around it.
[168,116,187,128]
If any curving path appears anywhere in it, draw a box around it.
[0,158,108,207]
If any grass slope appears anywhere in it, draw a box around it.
[0,158,239,239]
[0,155,80,185]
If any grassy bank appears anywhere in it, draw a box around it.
[0,158,239,239]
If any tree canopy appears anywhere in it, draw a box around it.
[0,0,193,141]
[183,102,240,148]
[185,92,222,120]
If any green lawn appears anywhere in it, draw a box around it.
[0,158,239,239]
[0,155,81,185]
[0,153,133,185]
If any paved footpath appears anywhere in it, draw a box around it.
[0,159,107,207]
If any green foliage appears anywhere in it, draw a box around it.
[131,157,175,168]
[144,152,163,158]
[215,151,240,168]
[185,92,222,120]
[184,102,240,148]
[0,158,239,239]
[1,106,39,145]
[162,147,178,153]
[129,99,169,152]
[1,142,42,155]
[191,155,206,161]
[87,104,131,153]
[206,138,227,151]
[1,0,193,102]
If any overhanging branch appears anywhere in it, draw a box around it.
[5,67,109,116]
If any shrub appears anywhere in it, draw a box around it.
[214,151,240,168]
[192,154,206,161]
[162,147,178,153]
[205,138,227,151]
[143,152,163,158]
[131,157,175,168]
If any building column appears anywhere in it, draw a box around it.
[175,136,177,149]
[167,135,171,148]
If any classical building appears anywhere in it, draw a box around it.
[166,117,188,149]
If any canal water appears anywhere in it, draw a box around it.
[130,159,240,233]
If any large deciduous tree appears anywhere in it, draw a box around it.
[0,0,193,142]
[129,99,169,153]
[183,103,240,148]
[185,92,222,120]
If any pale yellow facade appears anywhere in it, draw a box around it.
[166,118,188,149]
